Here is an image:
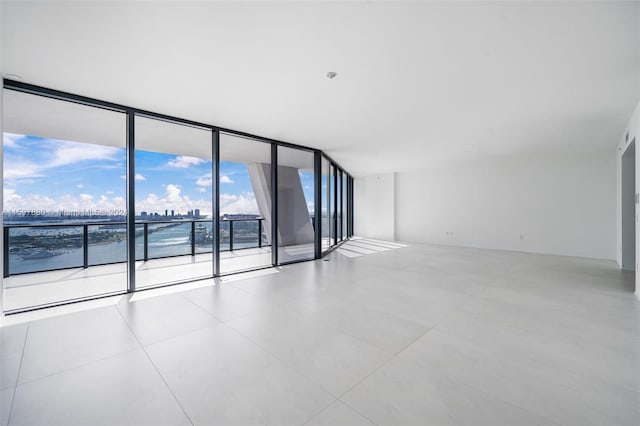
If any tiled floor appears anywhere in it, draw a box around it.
[1,239,638,425]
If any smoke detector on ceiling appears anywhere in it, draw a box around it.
[326,72,337,79]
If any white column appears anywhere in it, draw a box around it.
[248,163,314,246]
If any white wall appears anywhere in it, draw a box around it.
[620,143,635,270]
[616,100,639,295]
[393,150,616,260]
[354,173,395,241]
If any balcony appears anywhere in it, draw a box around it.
[2,218,275,312]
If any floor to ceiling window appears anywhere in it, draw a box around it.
[219,132,272,274]
[337,168,344,242]
[277,146,316,263]
[133,116,213,289]
[342,169,348,241]
[2,89,127,312]
[330,163,337,247]
[347,175,353,238]
[321,156,332,252]
[1,80,355,313]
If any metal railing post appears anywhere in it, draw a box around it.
[3,227,10,278]
[229,220,234,252]
[83,224,89,268]
[258,219,262,248]
[143,223,149,261]
[191,221,196,256]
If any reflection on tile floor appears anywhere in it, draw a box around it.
[1,240,638,425]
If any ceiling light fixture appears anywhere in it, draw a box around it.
[327,72,337,79]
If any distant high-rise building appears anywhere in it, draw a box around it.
[195,209,200,218]
[141,211,148,218]
[165,209,168,216]
[171,210,175,217]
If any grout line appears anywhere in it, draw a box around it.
[331,285,497,421]
[299,399,358,426]
[6,322,30,426]
[113,305,195,426]
[7,309,143,388]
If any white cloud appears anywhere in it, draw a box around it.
[197,188,206,193]
[220,193,259,215]
[168,156,205,168]
[48,141,121,169]
[55,192,125,212]
[4,138,122,183]
[2,188,127,213]
[3,133,21,148]
[196,174,212,187]
[196,173,233,186]
[120,174,146,181]
[4,188,23,204]
[4,161,44,180]
[76,184,85,189]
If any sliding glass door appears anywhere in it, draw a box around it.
[277,146,316,263]
[219,133,272,274]
[134,116,213,289]
[321,157,332,252]
[2,89,127,311]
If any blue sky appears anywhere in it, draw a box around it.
[3,133,315,217]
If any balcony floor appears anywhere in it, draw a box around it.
[3,247,277,312]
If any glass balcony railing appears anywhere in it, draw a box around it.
[3,218,269,277]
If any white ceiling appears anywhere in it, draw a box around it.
[2,1,639,176]
[3,89,313,168]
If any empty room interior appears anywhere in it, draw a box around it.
[0,1,639,425]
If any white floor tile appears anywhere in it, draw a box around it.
[398,329,640,426]
[116,292,220,346]
[1,387,14,426]
[10,349,191,426]
[146,324,334,426]
[181,282,271,322]
[288,291,431,353]
[0,323,27,391]
[18,307,139,384]
[227,307,393,396]
[342,351,559,426]
[305,400,375,426]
